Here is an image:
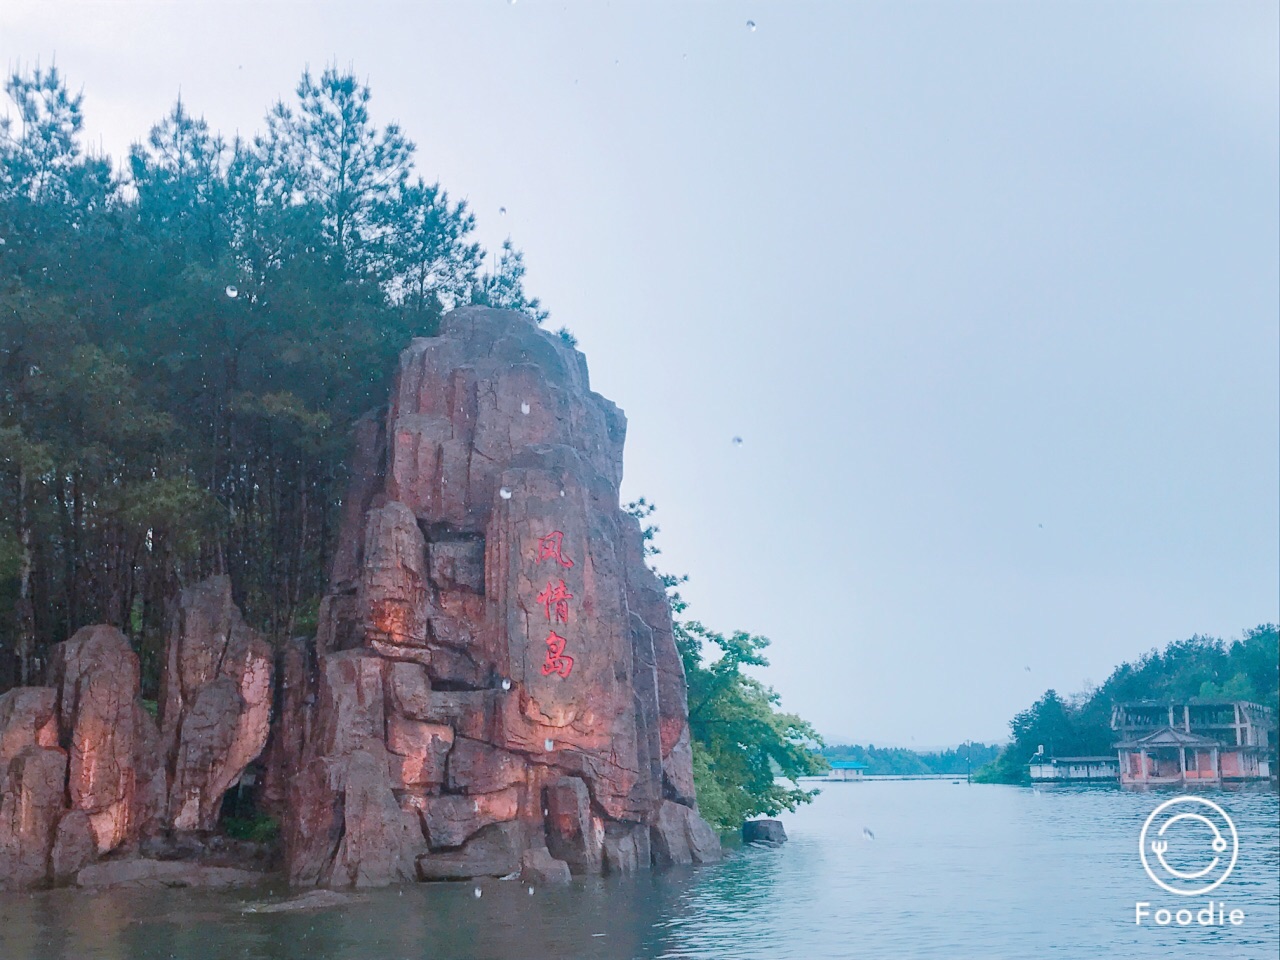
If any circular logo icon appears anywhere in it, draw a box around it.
[1139,796,1238,896]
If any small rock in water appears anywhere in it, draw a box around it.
[742,819,787,846]
[862,828,876,841]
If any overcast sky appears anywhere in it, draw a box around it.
[4,1,1276,745]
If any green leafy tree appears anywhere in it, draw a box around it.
[625,499,827,831]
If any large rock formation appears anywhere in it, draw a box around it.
[0,600,275,890]
[276,306,719,885]
[0,305,720,890]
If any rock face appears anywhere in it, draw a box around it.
[46,625,165,855]
[278,306,719,885]
[0,626,162,889]
[0,686,66,889]
[159,576,273,832]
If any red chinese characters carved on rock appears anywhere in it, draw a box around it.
[541,630,574,678]
[536,531,574,569]
[533,532,576,678]
[535,579,573,624]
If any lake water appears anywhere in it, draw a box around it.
[2,780,1276,959]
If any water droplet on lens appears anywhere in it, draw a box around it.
[544,738,554,752]
[501,678,512,691]
[225,285,238,298]
[520,402,530,415]
[746,19,757,31]
[499,487,513,500]
[473,886,482,898]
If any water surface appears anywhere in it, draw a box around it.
[2,781,1276,959]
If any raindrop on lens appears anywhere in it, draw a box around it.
[544,738,554,752]
[499,487,513,500]
[225,285,238,298]
[520,402,530,415]
[746,19,757,31]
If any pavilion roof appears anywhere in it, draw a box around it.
[1113,726,1223,750]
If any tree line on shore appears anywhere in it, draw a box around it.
[975,625,1279,784]
[822,742,1002,777]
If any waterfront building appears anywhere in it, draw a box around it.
[1111,700,1274,785]
[1027,756,1119,781]
[827,761,868,781]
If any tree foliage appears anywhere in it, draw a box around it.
[625,499,828,831]
[976,625,1279,783]
[0,64,543,692]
